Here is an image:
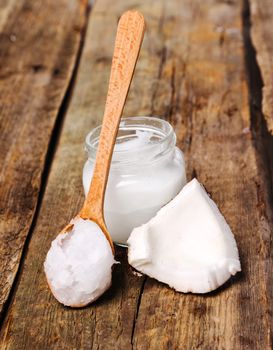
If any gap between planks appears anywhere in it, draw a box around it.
[243,0,273,341]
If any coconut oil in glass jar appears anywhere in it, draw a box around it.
[83,116,187,246]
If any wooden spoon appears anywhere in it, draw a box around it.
[63,10,145,253]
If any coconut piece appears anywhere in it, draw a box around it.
[44,218,115,307]
[127,178,241,293]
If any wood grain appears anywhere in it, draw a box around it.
[80,10,145,252]
[249,0,273,134]
[0,0,87,317]
[0,0,273,349]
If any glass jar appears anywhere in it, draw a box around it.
[83,116,186,246]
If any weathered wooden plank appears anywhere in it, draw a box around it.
[249,0,273,134]
[0,0,87,317]
[0,0,147,348]
[1,0,272,349]
[132,1,273,349]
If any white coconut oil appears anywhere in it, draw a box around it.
[44,218,115,307]
[83,117,187,246]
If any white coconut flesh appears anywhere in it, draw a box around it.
[44,218,115,307]
[127,178,241,293]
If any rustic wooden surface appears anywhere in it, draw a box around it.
[0,0,273,349]
[0,0,88,318]
[249,0,273,134]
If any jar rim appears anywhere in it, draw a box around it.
[85,116,176,166]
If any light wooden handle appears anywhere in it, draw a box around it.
[80,11,145,226]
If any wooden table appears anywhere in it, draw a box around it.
[1,0,273,349]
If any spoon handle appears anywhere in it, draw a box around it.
[80,10,145,225]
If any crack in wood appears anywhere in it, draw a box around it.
[242,0,273,224]
[248,0,273,134]
[242,0,273,345]
[167,62,176,121]
[150,45,167,115]
[131,276,147,347]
